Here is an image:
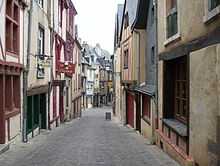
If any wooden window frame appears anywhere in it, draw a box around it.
[5,0,20,56]
[5,75,20,113]
[124,49,128,69]
[166,0,178,38]
[38,25,45,56]
[174,56,188,124]
[163,56,189,124]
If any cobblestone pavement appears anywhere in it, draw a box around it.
[0,107,179,166]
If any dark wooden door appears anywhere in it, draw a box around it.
[126,92,134,128]
[136,95,141,132]
[40,94,47,129]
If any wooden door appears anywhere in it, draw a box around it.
[126,92,134,128]
[136,94,141,132]
[40,94,47,129]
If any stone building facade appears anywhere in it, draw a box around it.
[114,0,220,165]
[0,0,81,150]
[157,0,220,165]
[0,0,26,145]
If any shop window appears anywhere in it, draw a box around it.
[166,0,178,38]
[142,95,151,123]
[5,0,19,54]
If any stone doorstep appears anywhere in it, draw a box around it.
[0,134,21,155]
[0,144,9,155]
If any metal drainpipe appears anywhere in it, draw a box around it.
[48,0,55,130]
[133,30,141,85]
[23,0,33,143]
[133,30,141,131]
[155,0,159,131]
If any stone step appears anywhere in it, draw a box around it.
[0,144,9,155]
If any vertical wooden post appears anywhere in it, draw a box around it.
[0,74,6,143]
[31,96,34,137]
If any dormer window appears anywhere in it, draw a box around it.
[166,0,178,38]
[124,12,129,29]
[208,0,220,11]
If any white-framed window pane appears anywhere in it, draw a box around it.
[38,27,44,55]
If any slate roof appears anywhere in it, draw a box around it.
[126,0,139,26]
[134,84,155,96]
[120,0,139,41]
[117,4,124,37]
[132,0,149,29]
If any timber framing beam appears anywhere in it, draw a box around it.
[159,28,220,60]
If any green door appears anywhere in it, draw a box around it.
[27,96,33,134]
[40,94,47,129]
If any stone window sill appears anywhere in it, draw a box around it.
[162,118,187,137]
[203,6,220,24]
[164,33,181,47]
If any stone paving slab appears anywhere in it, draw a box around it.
[0,107,179,166]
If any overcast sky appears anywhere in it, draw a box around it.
[74,0,125,54]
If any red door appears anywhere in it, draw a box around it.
[126,92,134,128]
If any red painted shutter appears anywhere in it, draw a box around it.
[53,87,57,118]
[126,92,134,127]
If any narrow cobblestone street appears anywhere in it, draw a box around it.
[0,107,179,166]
